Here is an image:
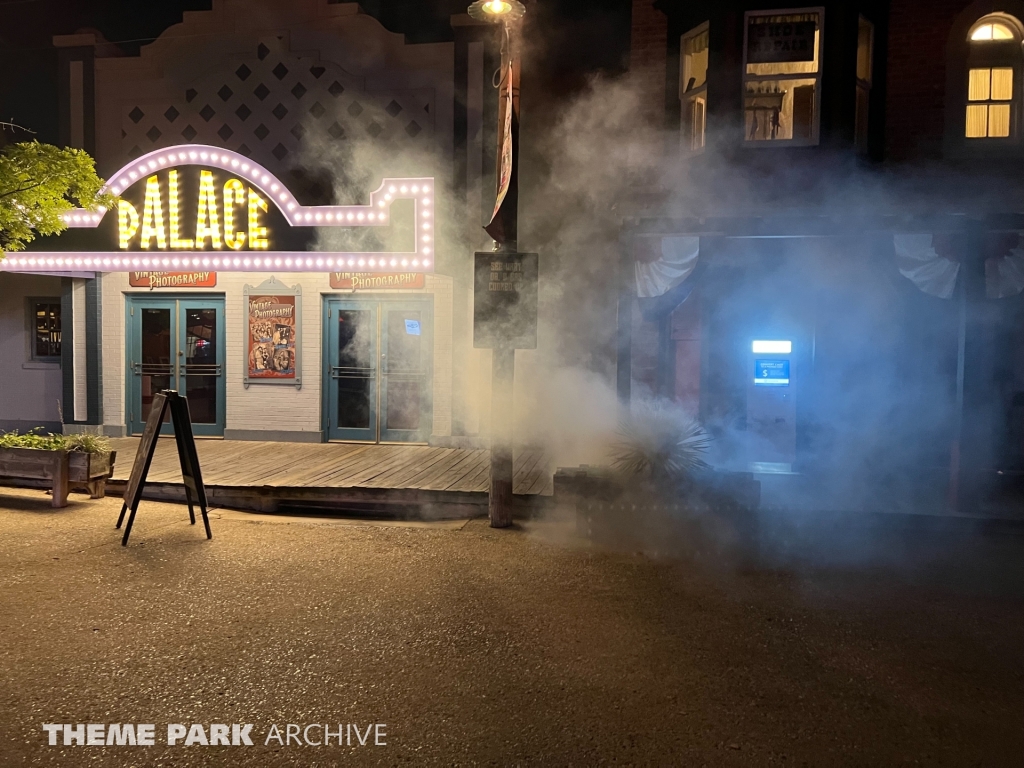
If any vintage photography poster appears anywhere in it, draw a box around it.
[242,277,302,389]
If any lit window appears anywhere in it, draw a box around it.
[971,22,1014,41]
[743,10,823,145]
[855,16,873,152]
[30,300,62,362]
[681,23,709,151]
[965,15,1022,139]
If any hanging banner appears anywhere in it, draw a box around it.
[243,277,302,388]
[129,271,217,289]
[329,272,425,290]
[484,42,519,245]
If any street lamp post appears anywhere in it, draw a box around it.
[469,0,526,528]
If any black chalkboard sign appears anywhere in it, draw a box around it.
[473,251,538,349]
[115,390,211,546]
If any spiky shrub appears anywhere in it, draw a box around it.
[0,428,110,453]
[610,403,711,484]
[62,432,111,454]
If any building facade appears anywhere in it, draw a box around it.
[623,0,1024,512]
[1,0,503,444]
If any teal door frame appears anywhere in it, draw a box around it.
[322,295,433,443]
[125,295,226,437]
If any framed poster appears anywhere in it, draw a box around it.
[242,277,302,389]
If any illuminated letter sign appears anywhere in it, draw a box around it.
[117,169,265,251]
[0,144,435,274]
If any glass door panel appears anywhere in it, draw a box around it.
[324,298,431,443]
[326,300,378,441]
[129,302,175,435]
[179,303,224,434]
[380,307,430,442]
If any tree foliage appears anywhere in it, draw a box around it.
[0,141,115,254]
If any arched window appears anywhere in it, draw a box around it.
[965,14,1024,139]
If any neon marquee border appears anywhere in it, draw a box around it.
[0,144,434,273]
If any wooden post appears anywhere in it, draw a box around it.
[489,345,515,527]
[51,450,69,509]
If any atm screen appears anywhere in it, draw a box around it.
[754,359,790,386]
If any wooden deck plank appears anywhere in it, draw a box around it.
[348,446,440,487]
[104,438,552,496]
[274,445,380,487]
[511,450,543,488]
[416,449,482,490]
[369,447,449,487]
[248,443,368,486]
[524,455,554,495]
[402,448,465,488]
[302,445,406,487]
[428,449,486,491]
[447,458,491,492]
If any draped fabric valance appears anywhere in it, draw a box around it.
[894,233,1024,299]
[634,236,700,298]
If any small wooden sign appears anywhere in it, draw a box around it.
[473,251,538,349]
[116,390,211,546]
[129,271,217,288]
[329,272,425,290]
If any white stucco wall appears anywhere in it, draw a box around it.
[0,274,65,430]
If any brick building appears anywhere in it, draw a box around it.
[621,0,1024,512]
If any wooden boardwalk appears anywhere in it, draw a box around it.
[106,438,552,515]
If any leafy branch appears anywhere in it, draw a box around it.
[0,141,116,254]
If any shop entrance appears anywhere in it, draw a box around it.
[323,297,432,443]
[126,296,226,436]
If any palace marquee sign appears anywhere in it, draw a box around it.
[0,144,434,274]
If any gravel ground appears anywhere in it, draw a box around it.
[0,486,1021,767]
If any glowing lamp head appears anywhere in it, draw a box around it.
[468,0,525,22]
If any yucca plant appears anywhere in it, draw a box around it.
[609,402,711,484]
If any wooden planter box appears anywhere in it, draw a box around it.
[0,447,116,508]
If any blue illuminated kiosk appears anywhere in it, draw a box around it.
[747,340,796,473]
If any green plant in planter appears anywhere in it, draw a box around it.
[62,432,111,454]
[610,402,711,485]
[0,427,110,453]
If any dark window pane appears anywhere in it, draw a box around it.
[184,308,218,424]
[338,310,373,368]
[336,310,374,430]
[140,308,172,424]
[338,378,372,429]
[33,302,62,359]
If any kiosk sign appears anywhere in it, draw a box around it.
[754,359,790,386]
